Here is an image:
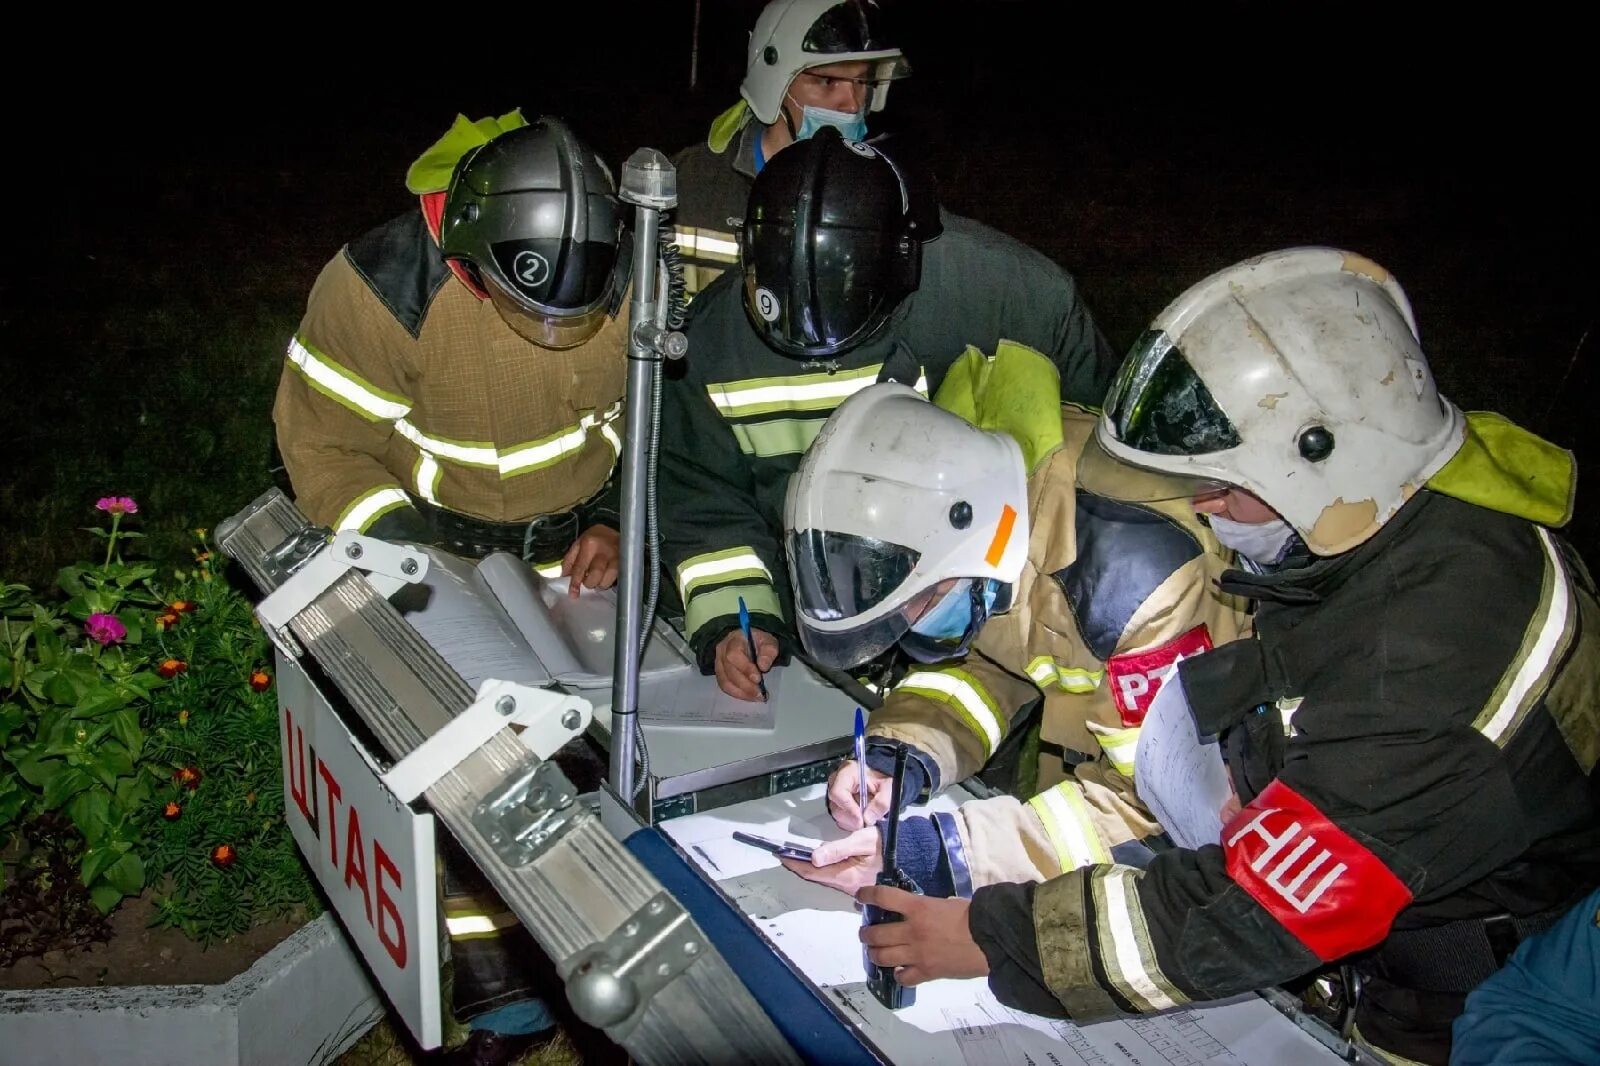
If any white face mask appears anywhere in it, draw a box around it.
[1207,514,1297,565]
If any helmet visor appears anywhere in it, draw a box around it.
[744,224,904,357]
[802,2,906,67]
[788,528,922,669]
[487,280,609,349]
[1104,330,1242,457]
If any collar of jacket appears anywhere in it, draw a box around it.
[1216,488,1442,606]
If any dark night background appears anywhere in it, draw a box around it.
[2,1,1595,579]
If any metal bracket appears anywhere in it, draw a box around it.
[381,680,592,804]
[255,531,429,657]
[472,760,582,867]
[562,892,703,1038]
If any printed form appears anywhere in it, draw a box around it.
[663,783,1346,1065]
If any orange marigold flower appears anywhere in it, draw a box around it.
[194,550,211,562]
[155,611,180,630]
[174,765,202,790]
[244,791,257,806]
[162,801,182,821]
[170,600,196,614]
[210,844,237,868]
[249,670,272,692]
[157,658,188,679]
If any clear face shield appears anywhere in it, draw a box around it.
[486,278,610,350]
[788,529,1003,669]
[1076,329,1243,504]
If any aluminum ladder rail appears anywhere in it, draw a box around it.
[218,488,801,1065]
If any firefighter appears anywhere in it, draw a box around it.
[670,0,910,296]
[273,110,632,1064]
[659,127,1117,702]
[776,368,1249,885]
[795,248,1600,1066]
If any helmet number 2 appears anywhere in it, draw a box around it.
[754,287,781,322]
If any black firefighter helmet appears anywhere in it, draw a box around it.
[740,126,940,360]
[438,116,623,348]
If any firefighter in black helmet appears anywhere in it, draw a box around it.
[655,127,1117,701]
[273,110,629,1064]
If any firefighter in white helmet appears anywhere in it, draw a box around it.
[800,248,1598,1066]
[777,344,1249,892]
[670,0,910,296]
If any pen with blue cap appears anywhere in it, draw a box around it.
[853,706,868,827]
[736,594,769,701]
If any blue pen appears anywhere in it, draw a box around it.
[737,595,769,701]
[854,707,869,827]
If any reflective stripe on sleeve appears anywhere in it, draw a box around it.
[1090,724,1141,777]
[1028,782,1112,872]
[1026,655,1105,693]
[896,668,1004,759]
[287,336,412,421]
[675,547,775,601]
[684,583,783,641]
[1090,866,1188,1013]
[1475,527,1577,745]
[334,486,411,534]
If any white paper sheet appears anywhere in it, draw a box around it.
[663,783,1345,1065]
[1133,675,1235,850]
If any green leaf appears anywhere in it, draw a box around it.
[42,765,94,809]
[0,657,12,690]
[15,750,61,789]
[81,844,121,885]
[67,790,113,847]
[56,567,89,596]
[103,852,145,896]
[0,702,24,746]
[0,778,29,826]
[117,566,157,587]
[109,707,143,759]
[43,672,78,706]
[90,881,124,914]
[89,747,136,789]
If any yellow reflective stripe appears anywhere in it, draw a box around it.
[394,420,498,468]
[499,402,623,475]
[335,486,411,534]
[287,336,412,422]
[685,583,782,640]
[1476,527,1576,745]
[1025,655,1103,693]
[913,372,929,396]
[413,452,443,504]
[390,402,623,477]
[1028,783,1111,872]
[1092,725,1141,777]
[896,668,1004,758]
[1093,867,1186,1012]
[673,227,740,262]
[675,547,775,601]
[445,912,521,937]
[730,417,827,458]
[533,561,565,579]
[707,363,884,419]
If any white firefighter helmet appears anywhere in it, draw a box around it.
[1081,246,1466,555]
[784,383,1030,668]
[741,0,910,126]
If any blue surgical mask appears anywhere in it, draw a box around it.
[902,579,1003,663]
[794,102,867,143]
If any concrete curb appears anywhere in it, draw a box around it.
[0,912,383,1066]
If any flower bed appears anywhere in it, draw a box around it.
[2,497,320,974]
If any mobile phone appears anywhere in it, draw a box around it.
[732,831,816,862]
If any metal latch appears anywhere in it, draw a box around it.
[563,892,703,1037]
[381,681,592,804]
[472,760,582,867]
[255,531,429,657]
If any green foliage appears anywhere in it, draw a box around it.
[1,501,318,953]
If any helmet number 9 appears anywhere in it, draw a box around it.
[754,287,782,322]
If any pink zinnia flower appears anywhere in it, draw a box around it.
[95,496,139,516]
[85,613,127,646]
